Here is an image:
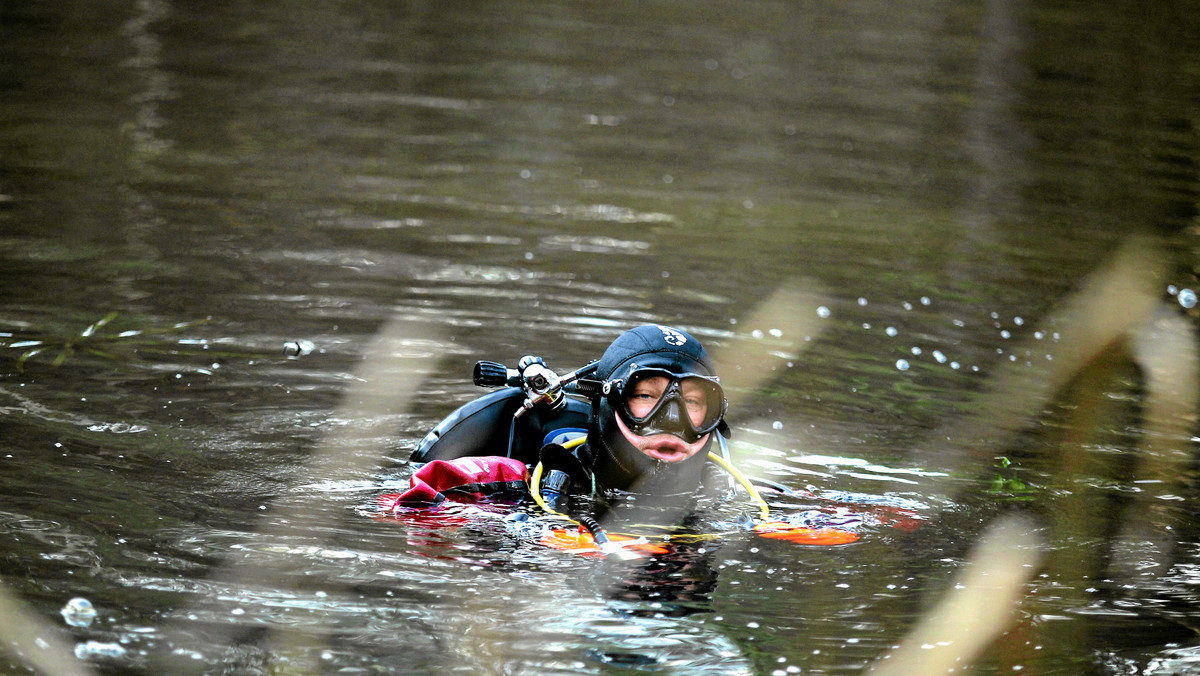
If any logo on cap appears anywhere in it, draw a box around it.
[656,325,687,346]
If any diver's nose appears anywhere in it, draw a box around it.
[659,399,685,432]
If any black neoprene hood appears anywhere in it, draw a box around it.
[595,324,717,384]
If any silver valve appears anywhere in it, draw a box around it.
[513,358,600,419]
[514,356,564,418]
[518,356,560,395]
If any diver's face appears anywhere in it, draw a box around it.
[616,376,710,463]
[625,376,713,427]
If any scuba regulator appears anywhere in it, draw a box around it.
[473,355,601,417]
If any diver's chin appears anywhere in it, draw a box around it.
[615,416,707,464]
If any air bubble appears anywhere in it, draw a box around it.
[932,351,947,364]
[896,359,910,371]
[75,641,126,660]
[857,297,868,306]
[61,597,97,627]
[283,340,315,358]
[885,327,898,337]
[816,306,831,319]
[1179,288,1197,309]
[772,421,783,430]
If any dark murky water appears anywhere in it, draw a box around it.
[2,1,1200,673]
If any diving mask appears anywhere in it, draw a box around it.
[604,368,727,444]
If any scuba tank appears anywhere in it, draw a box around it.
[409,356,598,467]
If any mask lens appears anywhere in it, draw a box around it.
[620,371,725,436]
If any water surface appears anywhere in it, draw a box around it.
[2,0,1199,673]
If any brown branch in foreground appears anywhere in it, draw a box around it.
[0,582,95,676]
[868,514,1043,675]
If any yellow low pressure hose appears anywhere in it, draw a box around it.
[528,434,588,517]
[706,451,771,519]
[529,460,565,517]
[561,435,588,451]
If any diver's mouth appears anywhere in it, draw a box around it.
[613,414,707,464]
[639,437,696,463]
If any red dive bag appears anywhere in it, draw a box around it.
[379,456,530,510]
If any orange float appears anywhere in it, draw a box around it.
[753,522,860,545]
[540,527,671,557]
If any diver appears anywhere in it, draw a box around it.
[381,323,910,559]
[388,324,738,520]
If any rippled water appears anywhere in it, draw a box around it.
[2,0,1200,673]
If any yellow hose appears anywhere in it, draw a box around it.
[529,460,565,517]
[706,451,771,519]
[528,433,587,517]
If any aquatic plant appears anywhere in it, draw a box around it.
[986,456,1036,500]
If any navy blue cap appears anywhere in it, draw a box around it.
[595,325,717,384]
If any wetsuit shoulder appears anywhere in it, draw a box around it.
[409,388,525,464]
[410,390,591,466]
